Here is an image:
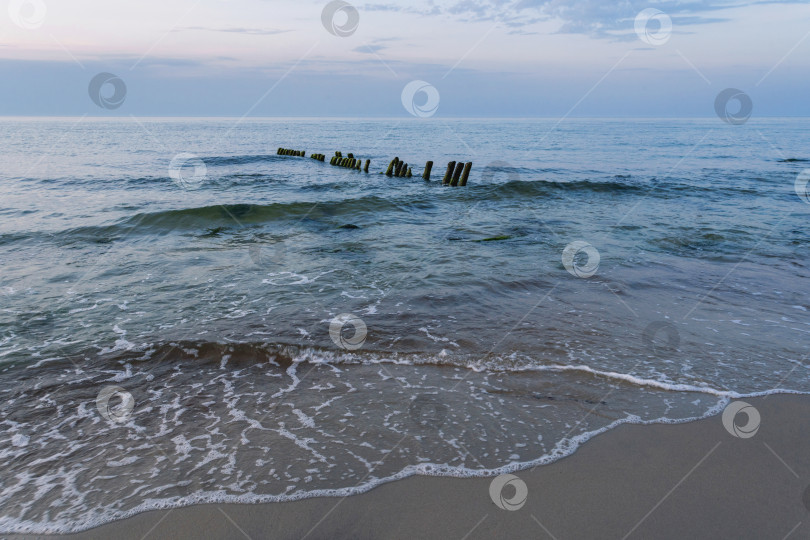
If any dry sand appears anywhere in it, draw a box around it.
[13,394,810,540]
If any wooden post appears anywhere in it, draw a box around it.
[443,161,456,185]
[407,167,412,178]
[348,153,354,159]
[364,159,370,173]
[422,161,433,181]
[395,161,405,177]
[385,159,397,176]
[451,162,464,186]
[460,162,472,186]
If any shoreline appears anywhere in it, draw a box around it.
[9,393,809,539]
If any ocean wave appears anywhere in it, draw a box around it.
[203,154,283,166]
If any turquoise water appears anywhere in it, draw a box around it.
[1,117,808,532]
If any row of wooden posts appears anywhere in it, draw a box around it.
[277,147,471,186]
[330,152,371,173]
[277,148,304,157]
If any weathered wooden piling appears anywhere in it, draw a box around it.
[443,161,456,185]
[400,163,409,177]
[386,158,398,177]
[407,167,413,178]
[422,161,433,181]
[450,162,464,186]
[348,153,354,159]
[355,160,361,170]
[459,162,472,186]
[364,159,370,173]
[395,161,405,177]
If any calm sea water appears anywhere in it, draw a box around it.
[1,117,808,533]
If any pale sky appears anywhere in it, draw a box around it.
[1,0,808,116]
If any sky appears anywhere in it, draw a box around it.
[0,0,808,116]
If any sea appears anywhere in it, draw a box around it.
[0,117,808,533]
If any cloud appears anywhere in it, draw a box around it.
[354,44,388,54]
[361,0,804,37]
[178,26,291,36]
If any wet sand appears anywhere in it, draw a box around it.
[14,394,810,540]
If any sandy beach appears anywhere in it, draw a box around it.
[10,393,805,540]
